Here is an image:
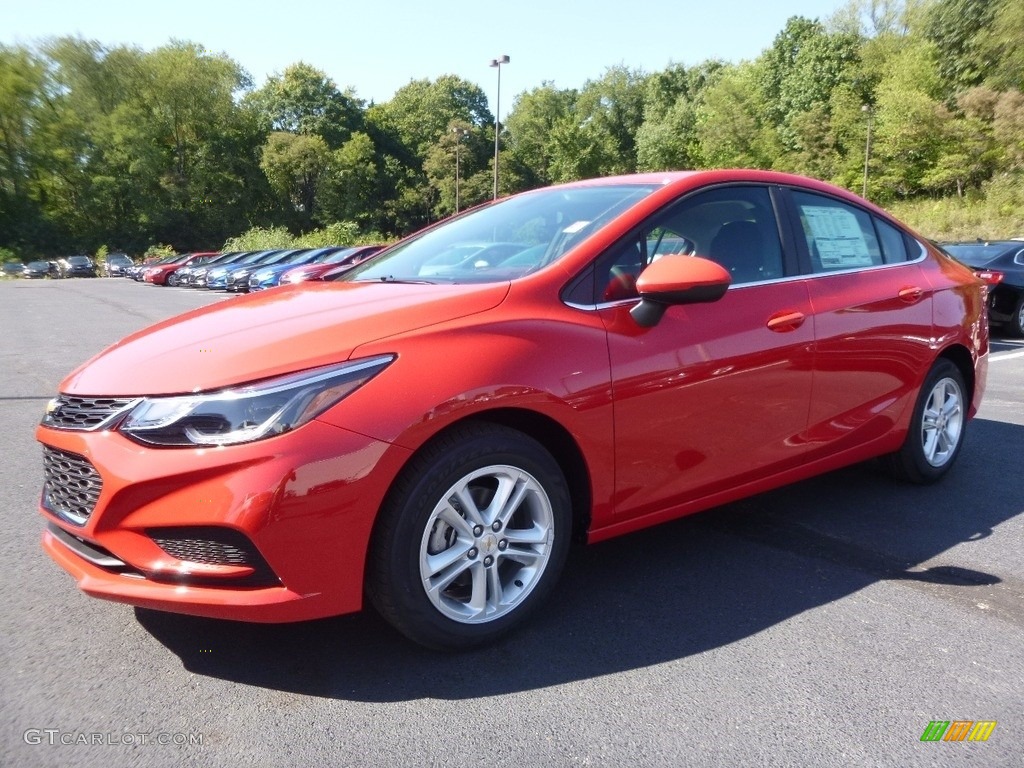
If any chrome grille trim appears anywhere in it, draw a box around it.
[41,446,102,525]
[47,523,126,569]
[42,394,140,431]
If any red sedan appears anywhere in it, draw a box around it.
[36,170,988,649]
[279,245,385,284]
[143,251,218,285]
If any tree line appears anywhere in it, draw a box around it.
[1,0,1022,260]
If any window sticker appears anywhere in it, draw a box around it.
[802,205,873,268]
[562,220,590,234]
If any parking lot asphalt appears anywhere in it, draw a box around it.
[2,278,1022,768]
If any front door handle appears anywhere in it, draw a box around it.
[898,286,924,303]
[766,310,806,332]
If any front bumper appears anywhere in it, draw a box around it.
[37,418,410,622]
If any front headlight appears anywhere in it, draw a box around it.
[120,355,394,447]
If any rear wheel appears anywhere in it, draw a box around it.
[1009,296,1024,338]
[884,358,967,484]
[367,423,571,650]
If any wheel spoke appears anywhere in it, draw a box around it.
[424,538,472,579]
[500,545,545,566]
[485,566,504,613]
[485,474,526,526]
[453,487,484,526]
[503,522,548,546]
[437,505,474,539]
[425,547,475,594]
[467,562,488,616]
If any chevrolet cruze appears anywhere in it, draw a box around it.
[36,170,988,649]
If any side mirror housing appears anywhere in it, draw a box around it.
[630,256,731,327]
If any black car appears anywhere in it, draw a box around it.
[58,255,97,278]
[103,252,134,277]
[941,240,1024,337]
[22,260,56,279]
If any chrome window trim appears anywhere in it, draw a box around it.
[567,247,928,312]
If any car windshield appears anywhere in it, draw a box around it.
[67,256,90,265]
[108,254,132,263]
[321,248,361,265]
[28,261,49,269]
[346,184,660,284]
[941,243,1014,266]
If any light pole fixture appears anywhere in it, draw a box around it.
[490,54,510,200]
[862,104,873,200]
[452,127,469,212]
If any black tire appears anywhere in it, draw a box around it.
[884,358,967,484]
[367,423,572,650]
[1008,296,1024,338]
[167,272,179,287]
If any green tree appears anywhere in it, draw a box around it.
[504,82,577,188]
[922,0,998,94]
[246,63,363,149]
[260,131,331,228]
[636,61,724,171]
[695,62,779,169]
[976,0,1024,90]
[0,44,54,253]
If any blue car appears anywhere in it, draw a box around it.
[223,249,312,293]
[248,247,348,291]
[205,250,286,290]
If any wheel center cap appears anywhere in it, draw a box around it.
[480,534,498,554]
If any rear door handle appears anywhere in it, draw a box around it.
[898,286,924,303]
[766,310,806,332]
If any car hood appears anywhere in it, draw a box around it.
[61,281,510,395]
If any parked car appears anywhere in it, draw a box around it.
[280,245,386,284]
[940,240,1024,337]
[35,170,988,650]
[22,260,56,279]
[126,255,172,281]
[176,252,242,287]
[144,252,218,286]
[204,250,286,290]
[102,253,134,277]
[248,247,349,291]
[224,249,308,292]
[3,261,24,277]
[57,255,97,278]
[189,251,254,288]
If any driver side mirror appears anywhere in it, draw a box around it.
[630,255,731,327]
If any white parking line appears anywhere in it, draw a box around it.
[990,349,1024,362]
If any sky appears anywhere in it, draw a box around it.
[1,0,852,118]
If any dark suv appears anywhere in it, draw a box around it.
[58,256,97,278]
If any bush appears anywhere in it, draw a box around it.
[888,173,1024,241]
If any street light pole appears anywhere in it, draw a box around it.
[490,54,509,200]
[862,104,873,200]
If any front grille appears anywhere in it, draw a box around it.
[42,394,138,430]
[42,446,103,525]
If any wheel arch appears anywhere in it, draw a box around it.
[936,343,975,407]
[368,407,593,562]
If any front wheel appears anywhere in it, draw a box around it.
[884,358,967,484]
[367,423,571,650]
